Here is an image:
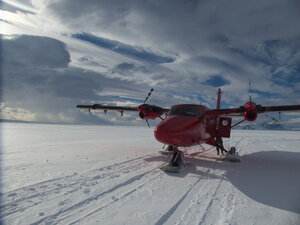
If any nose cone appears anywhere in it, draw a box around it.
[154,116,200,147]
[154,119,173,145]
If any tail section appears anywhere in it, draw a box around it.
[216,88,222,109]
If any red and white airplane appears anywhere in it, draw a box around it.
[77,89,300,171]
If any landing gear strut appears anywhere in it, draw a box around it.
[169,148,183,167]
[159,145,175,156]
[160,147,185,173]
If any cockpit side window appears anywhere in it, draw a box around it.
[169,106,198,117]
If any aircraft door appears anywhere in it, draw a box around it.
[205,117,217,137]
[217,117,232,138]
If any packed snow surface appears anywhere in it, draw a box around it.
[1,122,300,225]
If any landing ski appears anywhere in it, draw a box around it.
[158,150,173,156]
[160,162,191,173]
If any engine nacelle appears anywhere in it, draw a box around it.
[243,102,258,122]
[138,104,167,120]
[244,110,257,121]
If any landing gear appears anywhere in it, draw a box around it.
[160,148,185,173]
[169,149,183,167]
[158,145,175,156]
[166,145,175,152]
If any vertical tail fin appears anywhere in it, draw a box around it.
[216,88,222,109]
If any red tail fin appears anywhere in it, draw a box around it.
[216,88,222,109]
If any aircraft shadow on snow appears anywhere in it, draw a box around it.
[145,150,300,214]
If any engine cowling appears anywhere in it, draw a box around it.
[137,104,167,120]
[243,102,258,122]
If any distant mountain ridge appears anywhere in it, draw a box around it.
[236,121,289,131]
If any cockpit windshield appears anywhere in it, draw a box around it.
[169,106,198,117]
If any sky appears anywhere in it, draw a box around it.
[0,0,300,126]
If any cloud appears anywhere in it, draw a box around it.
[0,103,37,121]
[1,35,150,124]
[2,35,70,69]
[1,0,36,14]
[73,33,175,64]
[44,0,300,49]
[1,1,300,124]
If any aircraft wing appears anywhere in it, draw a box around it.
[77,103,169,121]
[209,104,300,117]
[257,105,300,113]
[77,104,138,112]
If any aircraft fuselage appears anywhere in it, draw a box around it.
[154,104,233,147]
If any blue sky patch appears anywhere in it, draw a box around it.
[202,75,230,87]
[72,33,175,64]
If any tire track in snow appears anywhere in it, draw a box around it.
[1,154,160,223]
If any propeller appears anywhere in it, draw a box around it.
[143,88,154,104]
[264,113,280,122]
[142,88,154,128]
[146,119,150,128]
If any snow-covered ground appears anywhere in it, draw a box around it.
[1,122,300,225]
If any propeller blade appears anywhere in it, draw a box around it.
[146,119,150,128]
[265,114,280,122]
[271,117,279,122]
[143,88,154,104]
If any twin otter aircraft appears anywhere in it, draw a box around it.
[77,89,300,172]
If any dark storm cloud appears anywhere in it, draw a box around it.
[47,0,130,27]
[43,0,300,104]
[0,1,35,14]
[47,0,300,47]
[1,35,149,123]
[78,56,106,67]
[2,35,71,69]
[112,62,147,76]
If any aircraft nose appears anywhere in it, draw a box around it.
[154,122,172,145]
[154,116,201,147]
[154,117,181,146]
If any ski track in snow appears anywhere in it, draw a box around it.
[2,154,164,225]
[154,169,237,225]
[2,148,240,225]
